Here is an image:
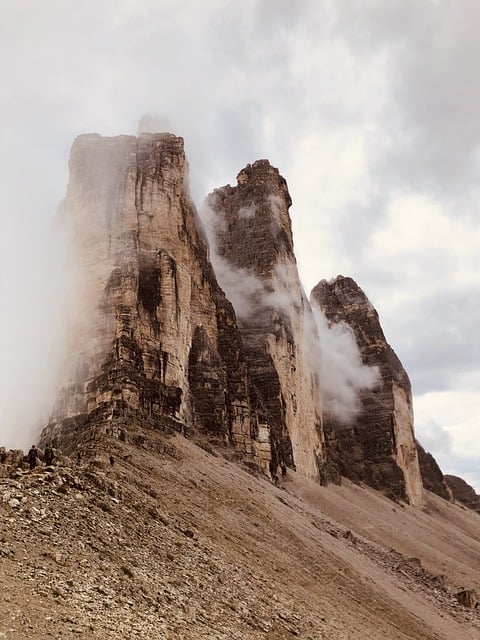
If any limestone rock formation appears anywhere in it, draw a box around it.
[41,133,265,469]
[416,441,451,500]
[206,161,330,483]
[444,475,480,514]
[39,135,442,500]
[310,276,423,505]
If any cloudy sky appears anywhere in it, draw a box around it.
[1,0,479,492]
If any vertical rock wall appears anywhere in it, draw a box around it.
[206,161,328,482]
[41,133,257,462]
[311,276,424,504]
[416,442,451,500]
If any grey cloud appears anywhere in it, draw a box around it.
[253,0,316,36]
[332,1,480,200]
[415,417,453,456]
[415,420,480,494]
[381,289,480,395]
[431,452,480,495]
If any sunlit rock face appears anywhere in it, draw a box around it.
[41,133,259,464]
[311,276,424,505]
[206,161,329,483]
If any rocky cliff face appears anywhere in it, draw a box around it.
[205,161,329,483]
[40,135,445,501]
[444,475,480,514]
[41,133,266,469]
[311,276,424,505]
[416,442,451,500]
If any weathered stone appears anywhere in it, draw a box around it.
[311,276,423,505]
[454,588,478,609]
[207,160,330,483]
[416,441,451,500]
[40,134,260,468]
[444,475,480,514]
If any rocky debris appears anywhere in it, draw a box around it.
[0,448,27,477]
[0,440,332,639]
[1,433,479,640]
[310,276,423,505]
[300,498,479,626]
[455,589,479,609]
[444,475,480,514]
[342,528,477,621]
[416,441,451,500]
[207,160,330,484]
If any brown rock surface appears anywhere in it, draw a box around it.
[41,133,262,468]
[445,475,480,514]
[416,441,451,500]
[206,161,329,483]
[311,276,423,505]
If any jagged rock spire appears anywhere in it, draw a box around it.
[207,160,330,483]
[41,133,260,468]
[311,275,424,505]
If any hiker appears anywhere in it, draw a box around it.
[44,443,54,466]
[27,445,38,470]
[109,455,115,466]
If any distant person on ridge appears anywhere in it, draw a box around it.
[27,445,38,470]
[44,444,54,466]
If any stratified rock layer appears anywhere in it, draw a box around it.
[416,442,451,500]
[41,133,262,467]
[207,161,329,483]
[311,276,423,505]
[445,475,480,514]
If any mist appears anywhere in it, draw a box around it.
[311,307,380,423]
[0,217,69,449]
[200,199,379,424]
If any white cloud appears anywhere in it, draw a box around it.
[415,391,480,493]
[312,308,380,423]
[369,193,480,295]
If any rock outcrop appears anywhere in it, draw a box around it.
[416,441,451,500]
[41,133,268,471]
[206,161,330,483]
[444,475,480,514]
[311,276,424,505]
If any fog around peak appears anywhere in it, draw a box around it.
[1,0,479,489]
